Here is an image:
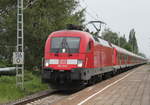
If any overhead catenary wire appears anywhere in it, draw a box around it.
[0,0,38,16]
[24,0,38,9]
[78,4,98,21]
[81,0,101,20]
[79,0,107,33]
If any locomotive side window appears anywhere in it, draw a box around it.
[51,37,80,53]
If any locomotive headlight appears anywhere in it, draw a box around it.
[77,60,83,67]
[45,59,59,67]
[45,60,49,67]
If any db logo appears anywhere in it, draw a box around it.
[59,59,67,64]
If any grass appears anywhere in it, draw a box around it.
[0,71,48,104]
[0,60,12,68]
[0,61,7,68]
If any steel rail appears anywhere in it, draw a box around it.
[5,90,57,105]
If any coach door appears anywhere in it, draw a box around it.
[113,48,117,65]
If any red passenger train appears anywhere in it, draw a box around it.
[42,29,146,90]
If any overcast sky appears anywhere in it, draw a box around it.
[80,0,150,58]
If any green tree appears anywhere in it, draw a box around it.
[119,35,126,47]
[101,28,119,45]
[128,29,138,54]
[123,43,132,52]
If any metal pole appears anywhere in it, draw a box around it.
[16,0,24,89]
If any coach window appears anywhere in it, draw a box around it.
[87,41,91,52]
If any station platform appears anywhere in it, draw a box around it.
[51,65,150,105]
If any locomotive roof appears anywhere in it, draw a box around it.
[50,30,92,38]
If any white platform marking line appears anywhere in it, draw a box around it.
[77,70,135,105]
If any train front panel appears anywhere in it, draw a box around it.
[41,30,94,89]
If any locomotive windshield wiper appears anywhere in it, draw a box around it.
[55,39,64,54]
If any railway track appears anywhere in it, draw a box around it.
[26,92,70,105]
[5,90,56,105]
[5,89,74,105]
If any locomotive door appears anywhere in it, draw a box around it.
[86,40,94,68]
[100,46,103,67]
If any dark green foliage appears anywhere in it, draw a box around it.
[0,60,12,67]
[128,29,138,54]
[119,35,126,47]
[102,28,119,45]
[123,43,132,52]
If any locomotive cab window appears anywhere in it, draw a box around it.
[50,37,80,53]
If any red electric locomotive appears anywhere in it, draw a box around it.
[42,28,146,90]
